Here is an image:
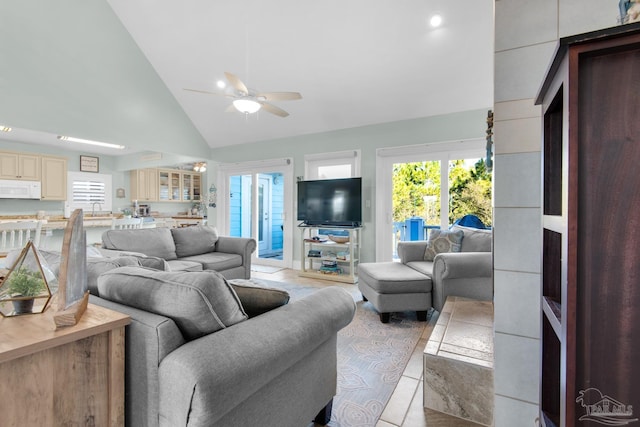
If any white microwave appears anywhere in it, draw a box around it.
[0,179,42,199]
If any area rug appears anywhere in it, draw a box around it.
[256,279,427,427]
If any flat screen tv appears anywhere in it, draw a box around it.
[297,177,362,227]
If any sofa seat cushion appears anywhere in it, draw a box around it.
[102,228,178,260]
[97,267,248,340]
[359,262,432,294]
[171,225,219,257]
[405,261,434,278]
[180,252,243,272]
[228,279,290,317]
[451,225,492,252]
[166,259,204,272]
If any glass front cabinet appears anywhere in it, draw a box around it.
[158,169,182,202]
[182,172,202,202]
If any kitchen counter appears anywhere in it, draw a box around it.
[0,215,127,229]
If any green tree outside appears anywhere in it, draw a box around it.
[392,158,492,227]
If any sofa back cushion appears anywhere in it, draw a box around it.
[423,229,464,261]
[102,228,178,260]
[451,225,492,252]
[170,225,219,258]
[97,267,247,340]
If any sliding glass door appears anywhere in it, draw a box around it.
[375,140,489,261]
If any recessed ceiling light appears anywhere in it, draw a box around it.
[430,14,443,28]
[57,135,125,150]
[216,80,226,89]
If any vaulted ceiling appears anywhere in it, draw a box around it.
[0,0,493,156]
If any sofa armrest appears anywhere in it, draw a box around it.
[158,287,356,427]
[215,236,257,277]
[433,252,492,280]
[398,240,429,264]
[89,295,186,427]
[431,252,493,312]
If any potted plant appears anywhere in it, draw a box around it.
[122,208,133,218]
[4,266,47,314]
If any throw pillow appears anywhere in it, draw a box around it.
[98,267,247,340]
[451,225,492,252]
[87,256,142,296]
[423,229,464,261]
[228,279,290,317]
[171,225,219,258]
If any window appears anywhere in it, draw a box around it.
[305,150,361,179]
[67,172,112,213]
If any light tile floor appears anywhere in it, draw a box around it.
[251,267,484,427]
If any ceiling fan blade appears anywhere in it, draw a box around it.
[260,102,289,117]
[183,88,234,98]
[225,104,237,113]
[256,91,302,101]
[224,72,248,95]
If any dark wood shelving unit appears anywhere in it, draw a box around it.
[537,22,640,426]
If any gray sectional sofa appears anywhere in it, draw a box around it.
[24,245,356,427]
[101,225,256,279]
[358,225,493,321]
[90,266,356,427]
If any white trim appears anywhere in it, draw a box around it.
[216,158,294,268]
[218,157,291,171]
[375,140,485,261]
[377,138,484,157]
[304,149,361,179]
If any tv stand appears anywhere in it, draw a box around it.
[299,225,361,284]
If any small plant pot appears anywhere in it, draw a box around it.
[12,298,35,314]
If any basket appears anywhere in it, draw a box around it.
[328,235,350,244]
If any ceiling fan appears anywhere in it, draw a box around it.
[184,72,302,117]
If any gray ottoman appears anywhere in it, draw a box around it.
[358,262,432,323]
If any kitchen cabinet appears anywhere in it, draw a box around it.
[0,151,41,180]
[158,169,181,202]
[130,168,158,202]
[181,172,201,202]
[40,156,67,200]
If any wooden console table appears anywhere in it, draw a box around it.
[0,303,130,426]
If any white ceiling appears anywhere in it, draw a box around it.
[107,0,494,148]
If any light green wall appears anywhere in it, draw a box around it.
[0,0,210,159]
[211,109,489,263]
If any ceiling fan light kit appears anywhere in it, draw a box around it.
[233,98,261,114]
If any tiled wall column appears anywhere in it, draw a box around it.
[492,0,623,425]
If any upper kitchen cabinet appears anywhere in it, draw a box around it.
[158,169,182,202]
[182,172,201,202]
[130,168,158,202]
[41,156,67,200]
[0,151,41,180]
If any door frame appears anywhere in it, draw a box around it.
[375,139,485,262]
[257,174,273,254]
[217,158,294,268]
